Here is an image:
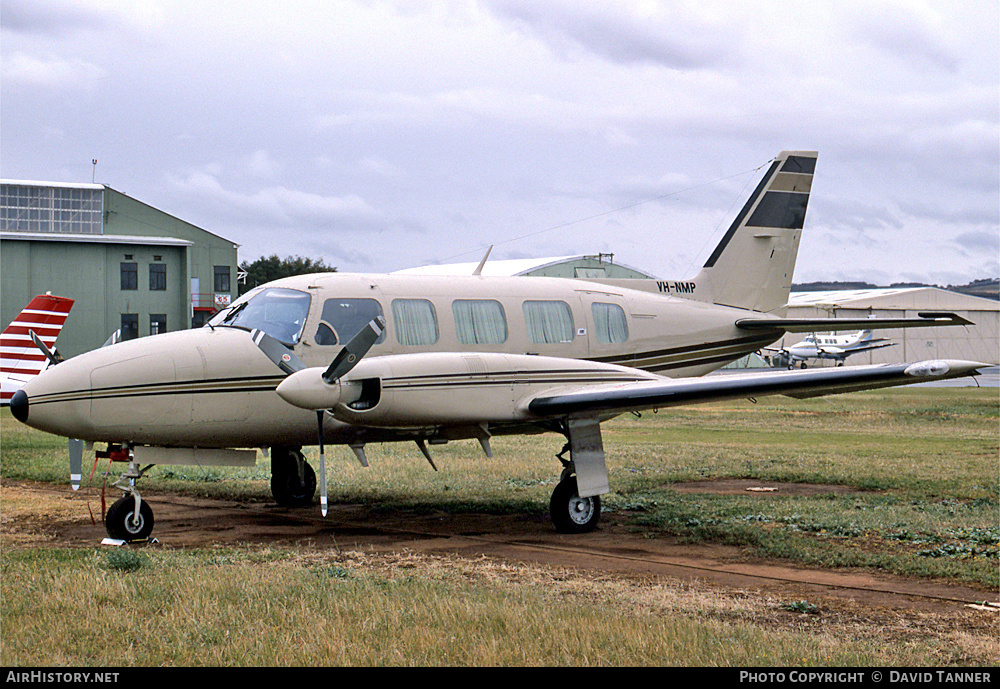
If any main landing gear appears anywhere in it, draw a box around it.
[270,446,317,507]
[548,427,604,534]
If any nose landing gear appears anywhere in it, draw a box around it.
[103,457,155,542]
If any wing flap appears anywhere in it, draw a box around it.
[527,360,987,418]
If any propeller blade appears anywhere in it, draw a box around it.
[316,411,328,517]
[322,316,385,383]
[251,329,306,375]
[69,439,83,491]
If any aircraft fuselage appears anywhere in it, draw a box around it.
[13,272,780,448]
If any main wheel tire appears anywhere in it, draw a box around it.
[105,496,154,541]
[549,477,601,534]
[271,449,316,507]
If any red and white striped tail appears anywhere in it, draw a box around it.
[1,294,75,404]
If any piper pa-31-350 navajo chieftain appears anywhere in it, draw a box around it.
[10,151,986,541]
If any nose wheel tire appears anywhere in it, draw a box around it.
[550,476,601,534]
[105,496,155,542]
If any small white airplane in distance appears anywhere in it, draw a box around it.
[9,151,989,542]
[766,329,895,368]
[1,294,74,406]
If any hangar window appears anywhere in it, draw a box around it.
[121,314,138,341]
[210,287,311,346]
[214,266,231,293]
[149,263,166,290]
[121,262,138,290]
[523,300,574,344]
[392,299,439,346]
[592,303,629,344]
[453,300,507,345]
[150,314,166,335]
[314,298,386,346]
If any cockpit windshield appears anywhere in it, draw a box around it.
[208,287,311,346]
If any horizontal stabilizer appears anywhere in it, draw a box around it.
[736,312,973,333]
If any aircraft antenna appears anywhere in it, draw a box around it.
[473,245,493,276]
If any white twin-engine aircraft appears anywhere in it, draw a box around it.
[9,151,986,541]
[767,329,895,369]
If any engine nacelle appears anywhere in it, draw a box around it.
[277,352,657,428]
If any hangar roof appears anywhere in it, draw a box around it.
[394,255,655,278]
[789,287,997,311]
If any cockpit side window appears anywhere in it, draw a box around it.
[209,287,311,346]
[314,298,386,346]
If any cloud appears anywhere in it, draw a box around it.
[954,230,1000,253]
[487,0,734,68]
[0,51,106,89]
[167,169,381,230]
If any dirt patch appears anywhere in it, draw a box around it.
[670,479,870,496]
[2,478,991,613]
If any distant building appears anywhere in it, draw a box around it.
[1,180,239,357]
[786,288,999,366]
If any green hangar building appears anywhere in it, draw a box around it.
[1,180,239,358]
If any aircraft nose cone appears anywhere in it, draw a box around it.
[10,389,28,423]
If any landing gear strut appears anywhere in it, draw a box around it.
[548,427,604,534]
[270,447,316,507]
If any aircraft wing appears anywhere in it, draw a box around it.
[527,360,987,419]
[840,341,895,355]
[736,312,973,333]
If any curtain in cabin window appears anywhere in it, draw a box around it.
[453,300,507,344]
[523,300,574,344]
[392,299,439,345]
[592,302,629,344]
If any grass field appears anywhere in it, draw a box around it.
[1,386,997,666]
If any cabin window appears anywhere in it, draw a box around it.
[314,298,386,346]
[592,302,629,344]
[453,299,507,345]
[523,300,574,344]
[210,287,311,346]
[392,299,439,346]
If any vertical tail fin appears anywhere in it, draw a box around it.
[1,294,74,404]
[690,151,817,314]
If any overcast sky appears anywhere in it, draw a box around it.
[3,0,998,285]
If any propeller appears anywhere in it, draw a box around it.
[253,317,385,516]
